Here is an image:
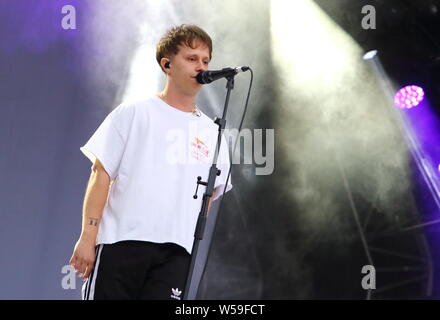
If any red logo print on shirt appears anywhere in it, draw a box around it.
[191,137,209,161]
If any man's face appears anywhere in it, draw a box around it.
[168,40,210,96]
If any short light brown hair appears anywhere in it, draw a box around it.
[156,24,213,72]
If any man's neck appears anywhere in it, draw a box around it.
[157,87,196,113]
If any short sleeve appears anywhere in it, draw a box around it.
[212,134,233,201]
[80,109,126,181]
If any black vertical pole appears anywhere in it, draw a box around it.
[183,76,235,300]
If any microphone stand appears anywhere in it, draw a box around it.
[183,75,235,300]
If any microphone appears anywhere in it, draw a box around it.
[196,66,249,84]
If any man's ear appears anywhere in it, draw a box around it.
[160,57,171,72]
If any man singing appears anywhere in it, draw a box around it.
[69,24,233,300]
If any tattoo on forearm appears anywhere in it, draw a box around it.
[88,218,99,226]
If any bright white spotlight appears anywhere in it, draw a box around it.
[363,50,377,60]
[270,0,361,96]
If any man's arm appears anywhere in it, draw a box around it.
[69,159,110,280]
[208,197,213,214]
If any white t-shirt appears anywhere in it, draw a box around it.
[80,96,233,254]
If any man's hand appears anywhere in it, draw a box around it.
[208,197,213,213]
[69,236,96,281]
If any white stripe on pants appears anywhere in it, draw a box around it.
[81,244,104,300]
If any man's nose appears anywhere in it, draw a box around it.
[196,60,208,72]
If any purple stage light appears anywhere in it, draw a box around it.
[394,85,425,109]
